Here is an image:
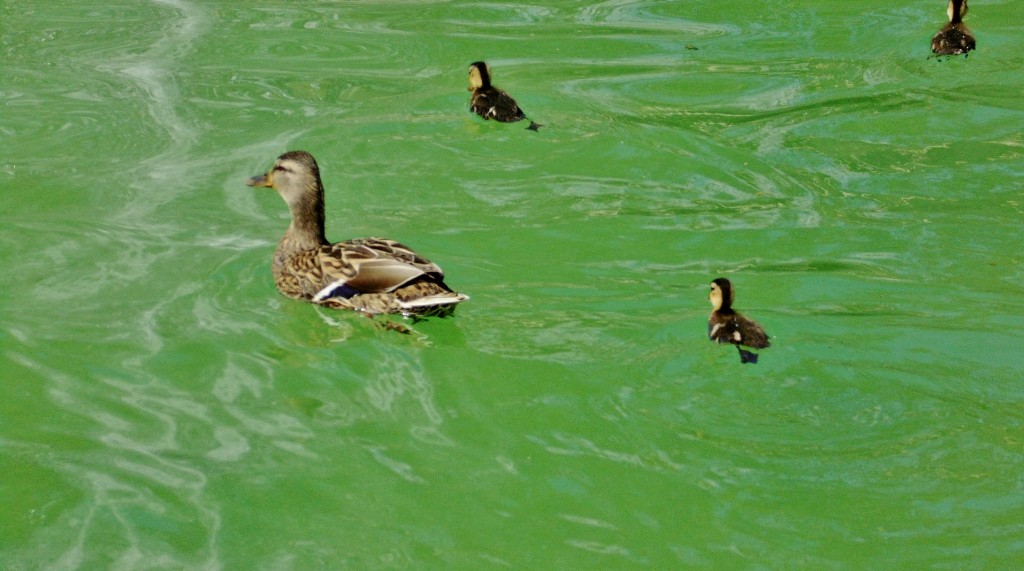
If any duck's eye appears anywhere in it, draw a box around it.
[273,165,288,173]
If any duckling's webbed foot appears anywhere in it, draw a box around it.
[526,121,542,131]
[379,320,412,335]
[736,345,759,364]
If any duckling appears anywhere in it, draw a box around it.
[708,278,770,364]
[931,0,975,55]
[246,151,468,317]
[468,61,541,131]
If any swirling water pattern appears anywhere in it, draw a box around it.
[3,0,1023,568]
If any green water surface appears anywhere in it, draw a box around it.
[3,1,1023,568]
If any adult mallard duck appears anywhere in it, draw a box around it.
[931,0,975,55]
[468,61,541,130]
[246,150,468,317]
[708,278,770,364]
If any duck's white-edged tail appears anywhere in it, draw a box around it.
[397,293,469,309]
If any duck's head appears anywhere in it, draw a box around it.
[247,150,323,207]
[709,278,734,311]
[468,61,491,91]
[947,0,968,23]
[248,151,327,241]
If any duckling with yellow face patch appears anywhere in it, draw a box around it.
[468,61,541,131]
[931,0,975,55]
[708,278,770,364]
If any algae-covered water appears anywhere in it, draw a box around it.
[3,1,1023,568]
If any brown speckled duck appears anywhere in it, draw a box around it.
[246,151,468,317]
[931,0,975,55]
[708,278,770,364]
[468,61,541,131]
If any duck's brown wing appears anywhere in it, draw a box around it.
[736,316,770,349]
[311,238,448,302]
[709,313,769,349]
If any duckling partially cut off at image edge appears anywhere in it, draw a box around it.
[931,0,975,56]
[708,278,770,364]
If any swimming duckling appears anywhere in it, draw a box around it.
[931,0,975,55]
[708,278,770,364]
[247,151,468,317]
[468,61,541,131]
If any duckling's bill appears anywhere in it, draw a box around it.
[247,172,273,188]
